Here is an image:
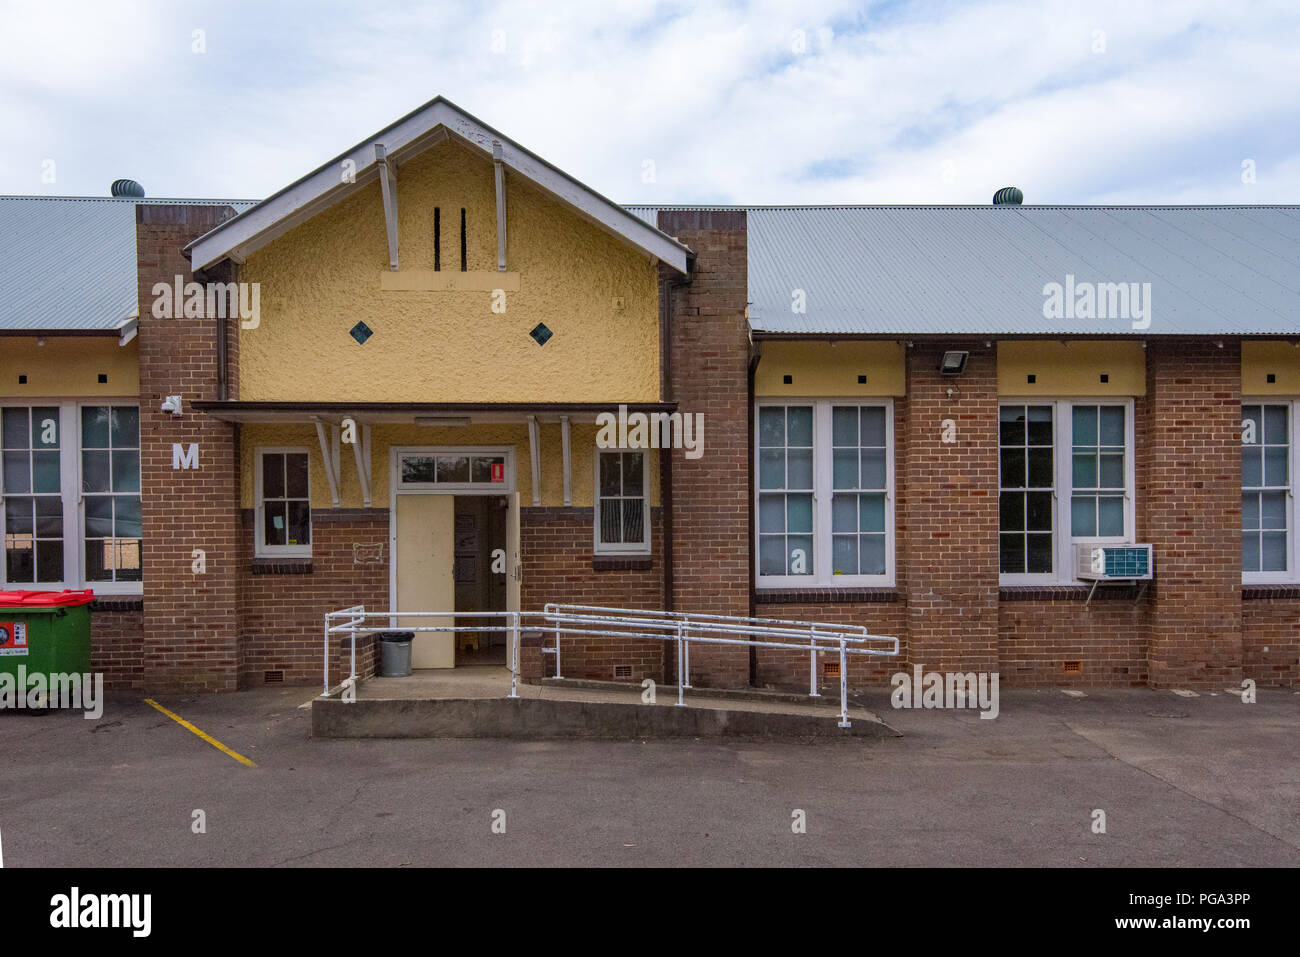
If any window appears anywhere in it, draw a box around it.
[595,450,648,553]
[256,450,311,557]
[81,406,141,583]
[756,400,894,587]
[999,405,1054,575]
[1242,402,1291,580]
[400,453,507,489]
[2,406,63,584]
[1,402,142,593]
[998,400,1134,583]
[1070,405,1126,538]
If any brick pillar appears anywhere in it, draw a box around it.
[1143,340,1242,688]
[901,342,999,674]
[659,210,750,688]
[136,205,243,692]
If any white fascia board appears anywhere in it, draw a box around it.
[187,98,689,274]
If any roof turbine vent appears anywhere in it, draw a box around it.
[110,179,145,198]
[993,186,1023,206]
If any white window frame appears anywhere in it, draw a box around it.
[254,447,313,559]
[754,398,895,589]
[1242,397,1297,585]
[593,448,651,555]
[998,398,1136,586]
[1,399,143,595]
[394,447,516,494]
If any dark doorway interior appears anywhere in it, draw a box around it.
[453,495,508,665]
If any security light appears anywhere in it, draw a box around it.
[939,350,968,374]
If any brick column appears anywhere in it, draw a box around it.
[901,342,1000,674]
[659,210,750,688]
[1143,340,1242,688]
[136,205,243,692]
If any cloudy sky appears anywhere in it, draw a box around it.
[2,0,1298,206]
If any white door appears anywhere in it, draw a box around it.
[505,491,521,669]
[395,494,455,668]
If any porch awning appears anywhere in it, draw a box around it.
[191,399,678,509]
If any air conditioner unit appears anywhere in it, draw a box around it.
[1075,543,1154,581]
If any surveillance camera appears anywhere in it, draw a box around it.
[161,395,183,415]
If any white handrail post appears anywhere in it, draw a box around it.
[675,622,685,707]
[509,612,520,699]
[838,639,850,729]
[682,617,692,689]
[553,618,563,680]
[349,609,358,687]
[809,628,820,698]
[323,612,331,696]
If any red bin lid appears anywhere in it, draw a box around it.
[0,589,95,607]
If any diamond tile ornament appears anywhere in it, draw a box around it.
[350,321,373,345]
[529,322,553,346]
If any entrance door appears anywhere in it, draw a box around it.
[395,493,455,668]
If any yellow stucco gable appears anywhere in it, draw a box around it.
[237,139,660,403]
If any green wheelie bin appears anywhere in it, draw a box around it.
[0,589,95,710]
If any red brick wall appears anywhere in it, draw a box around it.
[1242,597,1300,686]
[659,210,750,688]
[998,595,1149,687]
[89,602,144,690]
[901,342,1000,675]
[237,508,389,688]
[1143,341,1242,687]
[520,506,664,681]
[136,204,243,693]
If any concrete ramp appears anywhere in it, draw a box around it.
[310,670,898,739]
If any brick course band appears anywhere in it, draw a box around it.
[999,586,1144,602]
[1241,585,1300,600]
[592,556,654,572]
[251,560,314,575]
[755,588,900,603]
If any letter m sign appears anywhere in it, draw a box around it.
[172,443,200,470]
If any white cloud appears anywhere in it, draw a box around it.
[1,0,1297,204]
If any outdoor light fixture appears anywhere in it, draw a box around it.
[939,350,968,375]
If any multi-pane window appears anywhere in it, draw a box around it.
[999,405,1054,575]
[595,449,647,548]
[81,406,142,583]
[756,401,893,586]
[997,400,1133,583]
[595,450,648,552]
[1242,403,1290,575]
[2,406,63,584]
[257,450,311,555]
[1071,405,1127,538]
[831,406,887,576]
[758,405,814,577]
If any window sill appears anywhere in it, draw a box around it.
[755,587,899,603]
[251,558,314,575]
[592,555,653,572]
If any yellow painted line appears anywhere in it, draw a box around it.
[144,698,258,768]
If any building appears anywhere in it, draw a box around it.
[2,96,1297,693]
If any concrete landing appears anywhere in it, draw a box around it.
[311,666,899,739]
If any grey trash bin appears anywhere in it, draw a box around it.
[378,631,415,677]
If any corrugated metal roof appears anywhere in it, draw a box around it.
[0,196,256,332]
[624,204,1300,336]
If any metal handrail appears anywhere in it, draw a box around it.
[322,604,899,728]
[542,602,898,699]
